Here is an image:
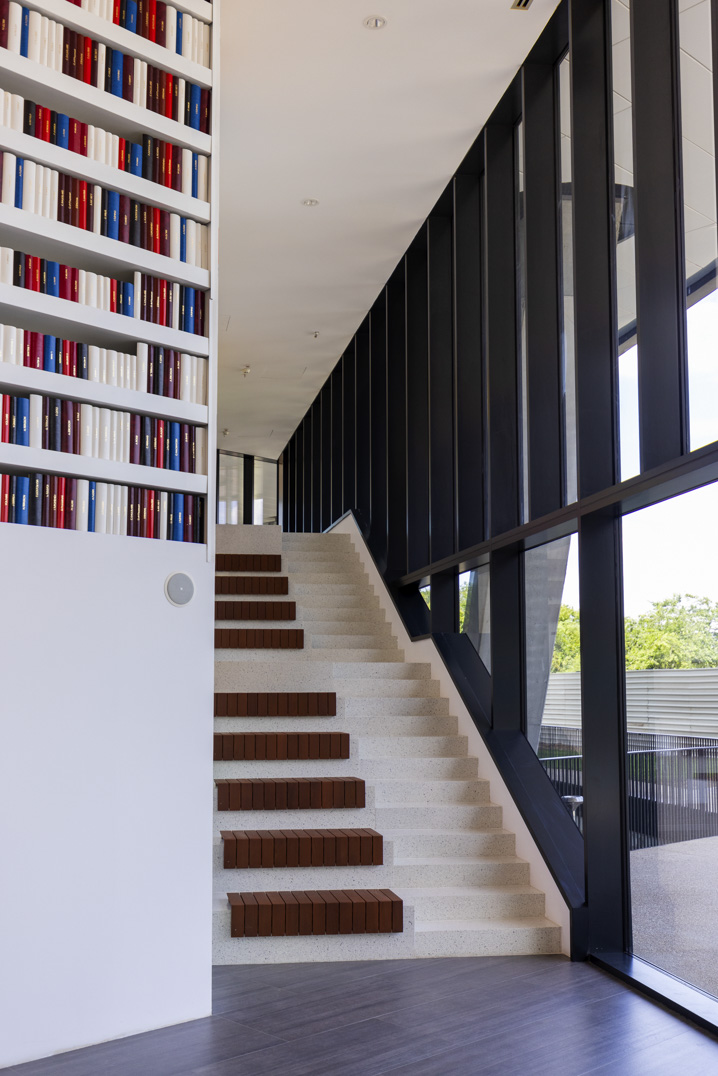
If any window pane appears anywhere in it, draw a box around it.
[218,453,243,525]
[516,119,529,521]
[254,459,278,525]
[680,1,718,451]
[623,483,718,998]
[525,534,582,829]
[559,53,578,505]
[459,566,491,672]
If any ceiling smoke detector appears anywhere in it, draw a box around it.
[302,198,320,207]
[363,16,387,29]
[511,0,534,9]
[240,365,251,378]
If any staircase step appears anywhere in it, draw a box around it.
[215,806,371,831]
[214,628,304,650]
[221,828,383,869]
[214,731,350,763]
[358,734,468,759]
[282,533,352,548]
[372,778,491,805]
[227,889,403,937]
[298,606,387,623]
[216,576,289,596]
[340,696,450,716]
[391,856,530,888]
[397,885,546,921]
[386,828,515,857]
[214,692,336,717]
[309,634,398,650]
[216,554,282,573]
[214,600,296,622]
[413,917,561,957]
[215,777,366,813]
[355,757,479,779]
[375,803,501,829]
[294,594,380,610]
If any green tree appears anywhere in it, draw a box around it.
[552,604,581,672]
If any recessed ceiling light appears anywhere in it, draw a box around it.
[363,16,387,29]
[302,198,319,207]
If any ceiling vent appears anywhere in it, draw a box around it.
[511,0,534,9]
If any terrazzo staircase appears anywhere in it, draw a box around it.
[213,528,561,962]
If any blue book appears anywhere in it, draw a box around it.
[180,218,187,263]
[106,190,120,241]
[172,494,184,541]
[129,142,142,177]
[15,476,29,525]
[122,281,134,319]
[46,261,60,298]
[176,12,183,53]
[16,397,30,447]
[20,7,29,57]
[43,335,57,373]
[184,286,195,334]
[125,0,137,33]
[56,115,69,150]
[14,158,23,209]
[192,154,198,198]
[170,422,181,471]
[189,84,201,130]
[111,50,124,97]
[88,482,96,532]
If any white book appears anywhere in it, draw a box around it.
[117,351,125,389]
[28,394,42,449]
[203,20,211,67]
[172,282,180,330]
[94,126,106,166]
[181,148,193,196]
[80,404,94,456]
[110,410,119,462]
[88,346,101,382]
[182,16,191,59]
[86,271,98,309]
[99,348,107,384]
[86,126,95,161]
[26,10,41,63]
[106,484,115,536]
[2,323,19,362]
[96,42,106,92]
[166,7,177,56]
[21,160,36,213]
[6,4,22,54]
[139,62,148,111]
[87,0,98,16]
[10,94,23,133]
[185,219,197,266]
[133,272,142,318]
[180,353,191,401]
[107,350,118,387]
[120,485,128,536]
[191,18,199,65]
[197,156,208,202]
[0,248,14,286]
[201,224,209,270]
[1,153,16,206]
[49,170,59,222]
[0,324,4,362]
[78,270,87,306]
[197,355,206,405]
[94,483,108,534]
[93,186,102,234]
[130,352,137,392]
[190,353,198,403]
[169,213,181,261]
[111,134,120,171]
[76,479,90,532]
[40,16,49,68]
[42,168,54,219]
[2,92,10,127]
[92,406,100,456]
[99,409,111,460]
[123,411,130,462]
[54,20,63,72]
[160,490,168,540]
[33,164,44,216]
[177,79,186,128]
[195,427,207,475]
[101,276,111,311]
[133,59,142,108]
[114,484,123,535]
[136,342,148,389]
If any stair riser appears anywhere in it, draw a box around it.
[292,595,380,609]
[392,861,530,887]
[216,649,404,664]
[282,536,352,549]
[414,925,561,958]
[213,715,458,736]
[214,673,443,697]
[375,805,501,829]
[309,635,398,649]
[214,807,374,831]
[297,608,388,624]
[359,758,479,779]
[372,780,491,805]
[388,832,515,857]
[404,891,547,920]
[214,862,396,892]
[339,697,450,716]
[358,736,468,759]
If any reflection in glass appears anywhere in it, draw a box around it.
[680,1,718,451]
[217,453,243,524]
[253,459,278,525]
[516,119,529,521]
[459,566,491,672]
[623,483,718,998]
[525,534,582,828]
[558,54,578,504]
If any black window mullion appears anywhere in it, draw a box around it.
[355,319,371,527]
[631,0,688,470]
[242,453,254,525]
[331,365,343,523]
[302,413,312,532]
[406,233,431,573]
[282,445,290,531]
[387,262,408,577]
[342,345,356,515]
[320,382,332,531]
[523,62,563,518]
[428,214,456,564]
[312,399,322,532]
[370,291,388,568]
[294,427,303,532]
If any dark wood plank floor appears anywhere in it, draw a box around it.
[7,957,718,1075]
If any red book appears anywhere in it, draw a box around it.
[118,137,126,171]
[119,195,130,243]
[159,277,167,326]
[60,339,70,377]
[62,399,74,454]
[56,477,66,529]
[78,181,88,230]
[69,118,82,155]
[147,489,155,538]
[30,332,42,370]
[22,330,31,367]
[155,419,164,467]
[200,89,211,135]
[84,36,92,84]
[153,138,162,183]
[184,495,193,543]
[152,207,161,254]
[113,0,121,25]
[28,256,41,292]
[35,104,44,140]
[1,395,10,443]
[70,267,79,303]
[76,33,85,83]
[156,2,166,47]
[123,53,134,102]
[159,210,170,258]
[74,402,81,450]
[130,415,141,464]
[172,147,182,191]
[154,489,161,537]
[60,263,72,302]
[148,0,157,42]
[155,68,163,113]
[0,2,10,51]
[0,474,9,523]
[165,143,174,189]
[62,27,71,76]
[66,478,78,530]
[69,341,78,378]
[174,351,181,399]
[57,174,67,224]
[127,487,135,536]
[165,73,173,120]
[180,423,190,472]
[140,488,149,537]
[147,65,155,112]
[42,107,51,142]
[80,122,88,157]
[110,277,118,313]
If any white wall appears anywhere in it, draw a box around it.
[0,524,215,1067]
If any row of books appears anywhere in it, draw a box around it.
[64,0,211,69]
[1,5,212,132]
[1,90,210,200]
[0,152,210,268]
[0,246,208,335]
[1,392,207,472]
[1,471,205,539]
[0,325,208,403]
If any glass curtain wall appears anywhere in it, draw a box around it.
[217,452,243,525]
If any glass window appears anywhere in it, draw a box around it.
[680,1,718,451]
[419,585,431,609]
[253,459,278,525]
[623,483,718,998]
[459,566,491,672]
[525,533,582,828]
[516,119,529,521]
[217,453,243,525]
[558,53,578,505]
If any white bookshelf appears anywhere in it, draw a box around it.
[0,0,218,545]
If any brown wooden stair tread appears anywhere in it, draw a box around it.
[214,692,336,717]
[214,731,349,761]
[214,628,304,649]
[216,554,282,572]
[220,828,383,868]
[215,601,296,621]
[216,777,365,811]
[215,577,289,595]
[227,889,402,936]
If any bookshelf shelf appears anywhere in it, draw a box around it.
[0,48,211,154]
[22,0,213,88]
[0,441,208,492]
[0,204,210,288]
[0,362,208,425]
[0,128,211,224]
[0,283,210,355]
[170,0,213,24]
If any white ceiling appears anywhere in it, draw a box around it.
[217,0,561,460]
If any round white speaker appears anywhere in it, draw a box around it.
[165,572,195,607]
